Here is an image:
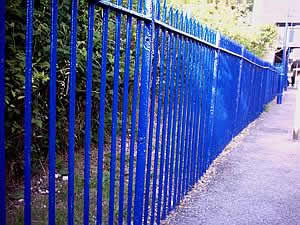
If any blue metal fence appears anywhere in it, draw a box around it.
[0,0,280,224]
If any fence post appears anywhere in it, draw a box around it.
[0,1,6,224]
[277,70,284,104]
[293,79,300,140]
[233,47,244,137]
[134,0,153,223]
[206,31,220,169]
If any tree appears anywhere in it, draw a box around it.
[169,0,277,57]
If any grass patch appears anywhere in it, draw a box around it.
[7,142,132,225]
[263,104,271,112]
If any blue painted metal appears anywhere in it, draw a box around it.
[156,2,171,223]
[169,10,182,211]
[192,24,202,186]
[0,0,5,224]
[24,0,34,224]
[186,19,197,193]
[173,11,185,208]
[233,47,245,137]
[68,0,79,224]
[167,9,179,212]
[179,14,191,201]
[149,1,166,224]
[127,0,143,223]
[182,16,192,197]
[118,0,133,224]
[191,21,201,187]
[162,7,176,219]
[96,6,109,225]
[185,18,195,194]
[206,31,220,170]
[133,0,153,222]
[177,14,188,203]
[83,4,95,225]
[199,27,211,178]
[144,0,159,223]
[109,0,122,223]
[196,24,206,182]
[49,0,59,224]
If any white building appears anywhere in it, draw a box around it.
[252,0,300,63]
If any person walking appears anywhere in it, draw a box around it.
[291,59,300,87]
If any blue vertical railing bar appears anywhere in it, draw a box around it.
[206,32,220,170]
[173,11,184,208]
[148,3,164,221]
[212,30,221,161]
[247,60,255,123]
[133,0,153,222]
[48,0,59,223]
[68,0,78,224]
[184,18,194,195]
[198,45,207,178]
[200,26,208,178]
[179,14,190,201]
[83,3,95,225]
[199,23,207,180]
[204,29,214,165]
[186,19,194,191]
[192,25,202,186]
[162,7,176,219]
[156,2,170,223]
[118,0,133,223]
[233,47,244,137]
[167,12,180,210]
[144,0,159,223]
[150,0,166,220]
[192,21,200,186]
[127,0,142,223]
[201,28,213,175]
[109,0,122,222]
[177,23,188,203]
[196,24,205,182]
[169,10,182,211]
[96,6,109,225]
[191,21,201,187]
[187,20,197,191]
[149,1,165,223]
[24,0,34,224]
[0,0,5,224]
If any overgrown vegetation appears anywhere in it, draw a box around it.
[5,0,139,180]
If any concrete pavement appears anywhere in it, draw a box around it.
[163,89,300,225]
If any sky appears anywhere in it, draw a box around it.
[253,0,300,25]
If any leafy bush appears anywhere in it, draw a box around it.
[5,0,138,179]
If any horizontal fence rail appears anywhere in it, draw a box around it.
[1,0,280,224]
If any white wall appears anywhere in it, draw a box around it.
[253,0,300,25]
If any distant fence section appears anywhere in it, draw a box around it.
[0,0,280,224]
